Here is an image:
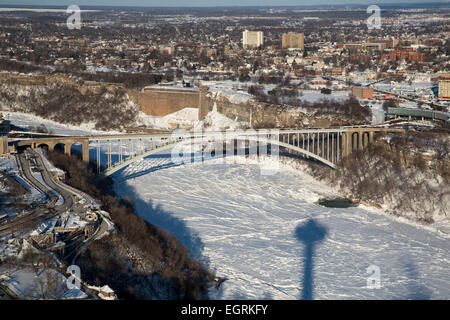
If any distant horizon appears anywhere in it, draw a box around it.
[0,0,448,8]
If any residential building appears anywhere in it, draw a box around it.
[352,87,374,99]
[282,32,304,50]
[243,30,264,49]
[0,135,7,155]
[438,78,450,99]
[381,48,426,62]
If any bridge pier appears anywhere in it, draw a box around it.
[342,133,349,158]
[82,141,89,163]
[342,130,377,159]
[65,144,72,157]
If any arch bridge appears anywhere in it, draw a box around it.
[16,137,90,162]
[15,127,405,176]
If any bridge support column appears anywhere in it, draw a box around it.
[342,132,349,158]
[82,141,89,163]
[96,141,101,172]
[48,143,56,152]
[351,132,357,152]
[337,133,340,161]
[321,133,325,158]
[362,132,369,149]
[358,131,363,150]
[64,143,71,157]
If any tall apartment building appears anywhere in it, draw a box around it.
[242,30,264,49]
[282,32,304,50]
[438,78,450,99]
[0,135,7,155]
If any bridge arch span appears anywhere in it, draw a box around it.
[102,135,337,177]
[351,131,360,151]
[36,143,50,151]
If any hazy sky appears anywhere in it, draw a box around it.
[0,0,440,7]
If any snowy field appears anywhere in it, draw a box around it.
[115,155,450,300]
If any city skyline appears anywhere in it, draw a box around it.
[0,0,444,7]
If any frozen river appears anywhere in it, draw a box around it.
[115,155,450,300]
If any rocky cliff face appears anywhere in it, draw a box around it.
[204,92,353,129]
[0,73,365,131]
[0,73,140,131]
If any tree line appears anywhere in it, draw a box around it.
[46,150,215,300]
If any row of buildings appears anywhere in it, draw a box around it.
[381,48,426,63]
[243,30,304,50]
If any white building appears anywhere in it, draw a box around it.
[242,30,264,49]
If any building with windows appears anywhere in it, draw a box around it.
[282,32,304,50]
[242,30,264,49]
[381,48,426,62]
[352,87,374,99]
[0,135,8,155]
[438,78,450,99]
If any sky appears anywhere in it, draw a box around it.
[0,0,442,7]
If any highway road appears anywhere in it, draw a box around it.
[0,149,107,299]
[0,150,74,237]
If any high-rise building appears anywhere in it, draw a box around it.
[438,78,450,99]
[242,30,264,49]
[0,135,8,155]
[282,32,304,50]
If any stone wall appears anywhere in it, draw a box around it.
[138,86,210,120]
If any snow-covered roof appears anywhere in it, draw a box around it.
[101,285,114,293]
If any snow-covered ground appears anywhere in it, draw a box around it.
[194,103,248,131]
[137,108,200,130]
[205,81,254,105]
[0,266,87,299]
[115,154,450,300]
[3,111,115,136]
[5,110,450,300]
[298,90,350,104]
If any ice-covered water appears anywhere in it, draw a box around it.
[115,155,450,300]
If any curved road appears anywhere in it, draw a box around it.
[0,150,77,237]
